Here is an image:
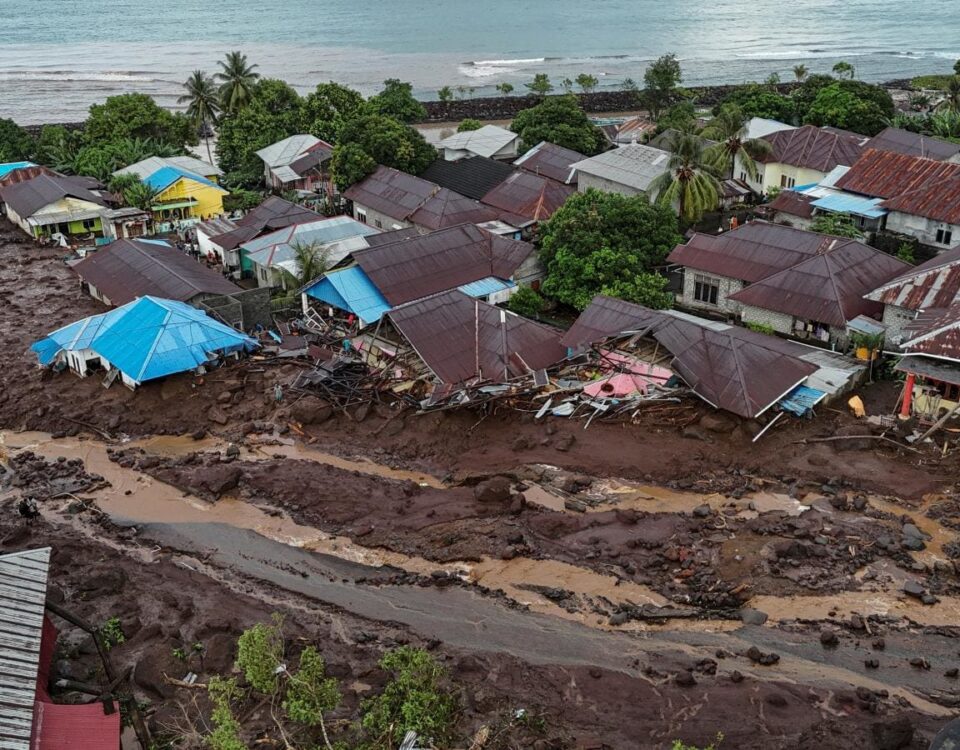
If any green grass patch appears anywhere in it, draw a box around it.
[912,74,955,91]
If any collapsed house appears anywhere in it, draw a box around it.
[897,304,960,421]
[31,296,258,389]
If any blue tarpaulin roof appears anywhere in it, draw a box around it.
[31,296,257,385]
[0,161,36,178]
[305,266,391,326]
[779,384,827,416]
[810,193,887,219]
[143,166,226,194]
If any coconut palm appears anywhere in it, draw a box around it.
[701,103,774,180]
[648,130,722,223]
[179,70,221,162]
[937,77,960,114]
[792,64,809,82]
[123,182,161,212]
[832,61,855,80]
[282,240,330,290]
[215,51,260,113]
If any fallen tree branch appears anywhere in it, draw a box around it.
[792,435,921,454]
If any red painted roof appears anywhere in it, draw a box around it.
[768,189,816,220]
[33,700,121,750]
[480,171,575,226]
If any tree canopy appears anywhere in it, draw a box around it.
[510,94,607,155]
[716,84,796,123]
[300,82,366,142]
[0,118,35,162]
[803,81,891,135]
[367,78,426,123]
[216,51,260,113]
[331,113,435,189]
[539,189,681,310]
[84,93,194,149]
[643,54,683,120]
[810,212,865,239]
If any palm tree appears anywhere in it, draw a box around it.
[179,70,221,162]
[938,77,960,114]
[282,241,330,290]
[701,104,774,180]
[648,131,722,223]
[832,61,855,80]
[215,51,260,114]
[123,182,161,212]
[792,64,809,82]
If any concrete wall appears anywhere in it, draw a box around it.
[886,211,960,252]
[576,173,645,198]
[352,202,413,232]
[678,270,744,314]
[513,252,546,287]
[882,303,918,346]
[200,287,272,331]
[740,304,843,346]
[735,157,826,196]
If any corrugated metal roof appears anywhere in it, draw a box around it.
[837,148,960,199]
[866,127,960,162]
[902,303,960,360]
[256,134,323,167]
[480,171,574,226]
[728,239,907,327]
[409,188,500,230]
[32,700,121,750]
[865,245,960,311]
[241,216,380,269]
[387,289,565,385]
[0,161,36,179]
[809,192,887,218]
[561,295,817,418]
[344,166,440,222]
[73,239,241,305]
[439,125,518,159]
[456,276,515,297]
[0,547,51,750]
[31,297,258,385]
[420,156,515,200]
[513,141,585,185]
[114,155,222,179]
[143,166,226,194]
[761,125,866,172]
[895,354,960,385]
[768,189,816,219]
[0,174,107,219]
[570,144,670,192]
[306,266,391,326]
[353,223,533,306]
[208,197,320,251]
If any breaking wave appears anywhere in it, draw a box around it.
[0,70,162,83]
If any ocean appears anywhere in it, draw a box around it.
[0,0,958,124]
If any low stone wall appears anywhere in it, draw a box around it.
[21,122,85,137]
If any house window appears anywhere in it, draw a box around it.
[739,171,749,183]
[82,218,97,230]
[936,227,953,245]
[780,175,796,189]
[374,218,383,229]
[356,209,368,224]
[693,274,720,306]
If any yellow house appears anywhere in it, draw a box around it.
[113,155,227,226]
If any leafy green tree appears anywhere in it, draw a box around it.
[832,61,855,80]
[34,125,79,169]
[336,112,436,176]
[939,77,960,113]
[718,84,796,122]
[207,677,245,750]
[510,94,607,155]
[955,60,960,76]
[437,86,453,102]
[929,109,960,138]
[804,82,888,135]
[538,189,681,310]
[216,51,260,113]
[793,64,809,82]
[506,286,546,317]
[223,187,264,213]
[765,72,781,87]
[657,102,697,133]
[496,82,515,96]
[360,647,459,749]
[0,118,35,162]
[649,130,722,222]
[560,77,574,93]
[300,82,365,142]
[910,93,932,112]
[526,73,554,96]
[457,118,483,132]
[236,616,285,694]
[791,73,837,114]
[643,53,683,120]
[107,172,141,197]
[576,73,599,94]
[71,145,119,181]
[368,79,426,123]
[330,142,377,190]
[810,212,864,239]
[702,103,773,179]
[178,70,220,163]
[84,93,193,148]
[123,181,161,211]
[897,241,916,264]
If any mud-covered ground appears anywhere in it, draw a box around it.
[2,218,960,749]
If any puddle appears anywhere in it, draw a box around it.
[752,589,960,628]
[868,495,953,565]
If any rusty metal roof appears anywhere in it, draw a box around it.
[865,246,960,311]
[902,304,960,360]
[388,289,565,385]
[73,239,241,305]
[866,127,960,161]
[728,240,908,327]
[480,171,575,226]
[561,295,817,418]
[0,164,56,190]
[343,165,439,222]
[836,148,960,198]
[209,197,320,251]
[761,125,866,172]
[768,189,816,219]
[408,187,500,230]
[0,173,107,218]
[353,223,534,306]
[513,141,586,184]
[667,221,844,283]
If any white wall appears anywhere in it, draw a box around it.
[678,271,744,314]
[886,212,960,252]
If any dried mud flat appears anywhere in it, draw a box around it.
[2,219,960,749]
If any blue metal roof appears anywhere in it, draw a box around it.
[779,385,826,417]
[0,161,36,178]
[143,166,226,194]
[305,266,391,326]
[31,296,257,385]
[810,193,887,219]
[456,276,516,298]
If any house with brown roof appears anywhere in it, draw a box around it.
[897,304,960,420]
[0,173,109,240]
[479,170,575,233]
[865,127,960,163]
[864,246,960,343]
[255,134,334,193]
[668,221,909,344]
[835,148,960,252]
[513,141,585,185]
[736,124,867,196]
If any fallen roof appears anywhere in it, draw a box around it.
[513,141,586,184]
[353,223,533,306]
[866,127,960,161]
[768,189,816,219]
[569,144,670,192]
[836,148,960,199]
[760,125,866,172]
[306,265,391,326]
[438,125,518,158]
[387,289,566,385]
[0,173,107,218]
[0,547,50,750]
[114,155,222,179]
[0,161,37,178]
[207,197,321,251]
[31,296,257,385]
[480,170,575,226]
[561,295,818,418]
[667,221,848,283]
[420,156,515,199]
[73,239,241,305]
[901,304,960,361]
[409,187,500,230]
[343,165,439,222]
[727,239,909,327]
[865,245,960,311]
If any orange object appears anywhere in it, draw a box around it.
[901,373,916,417]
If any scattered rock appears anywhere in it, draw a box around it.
[474,477,513,504]
[903,580,925,599]
[739,609,769,626]
[674,671,696,687]
[207,406,229,425]
[871,717,914,750]
[820,630,839,648]
[291,398,333,426]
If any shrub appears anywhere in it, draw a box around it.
[506,286,546,318]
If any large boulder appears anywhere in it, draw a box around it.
[291,398,333,426]
[474,477,513,504]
